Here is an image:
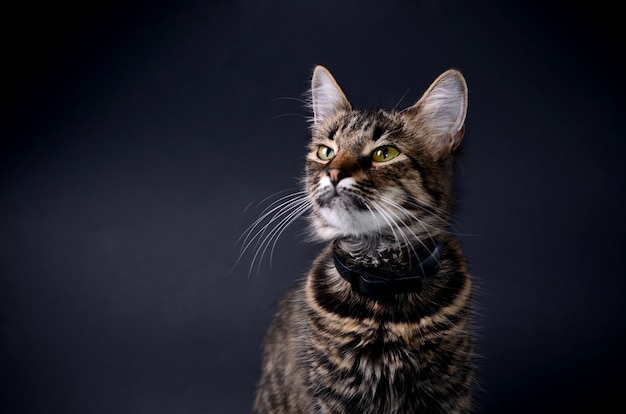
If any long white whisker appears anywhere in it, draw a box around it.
[270,96,308,104]
[244,197,309,274]
[271,113,309,121]
[256,189,305,210]
[395,197,469,236]
[361,200,384,241]
[367,199,403,248]
[236,191,299,249]
[392,87,410,111]
[232,191,309,276]
[236,192,307,255]
[375,195,447,276]
[255,198,311,274]
[267,200,311,261]
[370,199,420,270]
[242,188,297,214]
[378,195,438,253]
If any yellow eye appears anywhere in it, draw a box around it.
[317,145,335,161]
[372,146,400,162]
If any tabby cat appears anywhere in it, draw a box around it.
[250,66,474,413]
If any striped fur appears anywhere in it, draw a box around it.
[253,66,474,413]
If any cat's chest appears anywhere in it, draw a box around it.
[305,325,426,409]
[303,301,426,374]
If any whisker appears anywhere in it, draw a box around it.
[363,200,395,247]
[362,201,384,241]
[271,113,309,121]
[370,199,420,271]
[254,198,311,275]
[256,189,307,214]
[396,197,469,236]
[242,190,293,214]
[377,196,438,255]
[270,96,308,104]
[236,191,307,252]
[268,200,311,259]
[232,191,310,276]
[374,194,450,277]
[392,87,410,111]
[243,197,308,266]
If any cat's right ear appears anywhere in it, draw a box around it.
[310,66,352,126]
[403,69,468,159]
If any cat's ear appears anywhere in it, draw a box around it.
[404,69,468,157]
[310,65,352,125]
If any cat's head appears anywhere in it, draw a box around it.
[305,66,468,244]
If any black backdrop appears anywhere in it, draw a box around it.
[1,1,625,413]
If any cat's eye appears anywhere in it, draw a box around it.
[317,145,335,161]
[372,146,400,162]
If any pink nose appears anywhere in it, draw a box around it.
[328,168,349,185]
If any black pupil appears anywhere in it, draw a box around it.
[380,147,388,158]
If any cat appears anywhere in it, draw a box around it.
[250,65,474,414]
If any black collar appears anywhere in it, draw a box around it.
[332,243,442,299]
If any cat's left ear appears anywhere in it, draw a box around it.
[310,65,352,126]
[404,69,468,158]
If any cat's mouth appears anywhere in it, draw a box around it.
[314,188,381,238]
[312,177,382,238]
[318,189,367,212]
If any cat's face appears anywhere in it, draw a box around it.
[305,66,468,243]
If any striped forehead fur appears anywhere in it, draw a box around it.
[308,66,468,156]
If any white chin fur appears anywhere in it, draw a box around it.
[316,207,381,239]
[312,176,385,240]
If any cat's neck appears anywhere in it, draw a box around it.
[330,235,443,299]
[333,234,440,273]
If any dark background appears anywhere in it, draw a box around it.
[1,0,625,413]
